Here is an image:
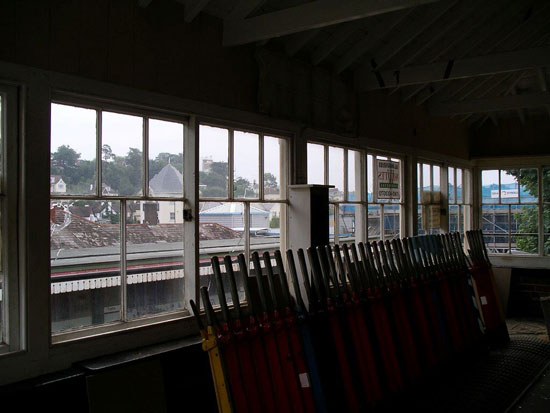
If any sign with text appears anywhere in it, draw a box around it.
[375,159,400,200]
[491,189,518,199]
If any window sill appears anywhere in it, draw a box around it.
[489,255,550,269]
[78,335,201,372]
[51,310,191,345]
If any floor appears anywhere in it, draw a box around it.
[507,318,550,413]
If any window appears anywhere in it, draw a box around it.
[50,102,187,338]
[199,124,288,306]
[367,154,403,241]
[307,143,403,243]
[417,162,442,235]
[448,166,471,240]
[0,84,20,354]
[481,168,540,255]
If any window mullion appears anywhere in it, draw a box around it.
[143,117,149,197]
[244,202,250,259]
[97,111,102,197]
[343,149,348,201]
[120,200,128,321]
[229,129,234,200]
[380,203,385,241]
[508,205,512,254]
[333,204,339,245]
[538,166,544,255]
[324,145,329,186]
[259,135,264,200]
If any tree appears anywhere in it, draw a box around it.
[52,145,80,168]
[264,172,279,195]
[102,144,115,162]
[506,169,549,254]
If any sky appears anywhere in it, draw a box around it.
[51,103,185,162]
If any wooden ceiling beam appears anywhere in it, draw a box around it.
[355,46,550,91]
[223,0,440,46]
[429,91,550,116]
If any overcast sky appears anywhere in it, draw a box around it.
[51,103,184,161]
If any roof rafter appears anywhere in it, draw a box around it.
[227,0,267,20]
[333,10,410,74]
[311,20,362,66]
[402,0,534,101]
[385,0,476,72]
[355,0,457,76]
[177,0,212,23]
[285,29,321,57]
[355,46,550,91]
[429,91,550,116]
[223,0,440,46]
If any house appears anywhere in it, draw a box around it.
[50,175,66,193]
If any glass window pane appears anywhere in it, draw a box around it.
[511,235,538,255]
[500,170,519,204]
[264,136,282,200]
[51,103,97,195]
[307,143,324,185]
[368,204,381,241]
[328,146,344,201]
[448,167,455,203]
[234,131,259,199]
[449,204,459,232]
[347,150,359,202]
[199,202,246,307]
[199,125,229,198]
[545,235,550,256]
[456,168,463,204]
[329,204,335,244]
[339,204,357,244]
[482,204,510,239]
[422,164,431,203]
[481,170,499,204]
[102,111,143,197]
[433,165,440,192]
[126,201,184,320]
[383,205,400,240]
[417,163,422,203]
[50,199,122,334]
[417,205,425,236]
[250,203,281,260]
[511,205,538,234]
[543,167,550,203]
[483,234,508,254]
[368,154,374,203]
[544,205,550,234]
[148,119,184,197]
[519,168,538,203]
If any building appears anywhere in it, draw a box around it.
[50,175,66,193]
[2,1,550,411]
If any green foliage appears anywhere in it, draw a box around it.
[507,168,550,254]
[51,144,184,195]
[269,215,280,229]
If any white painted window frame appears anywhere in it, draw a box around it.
[479,166,542,257]
[0,83,22,356]
[306,142,406,244]
[49,92,193,344]
[198,122,290,262]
